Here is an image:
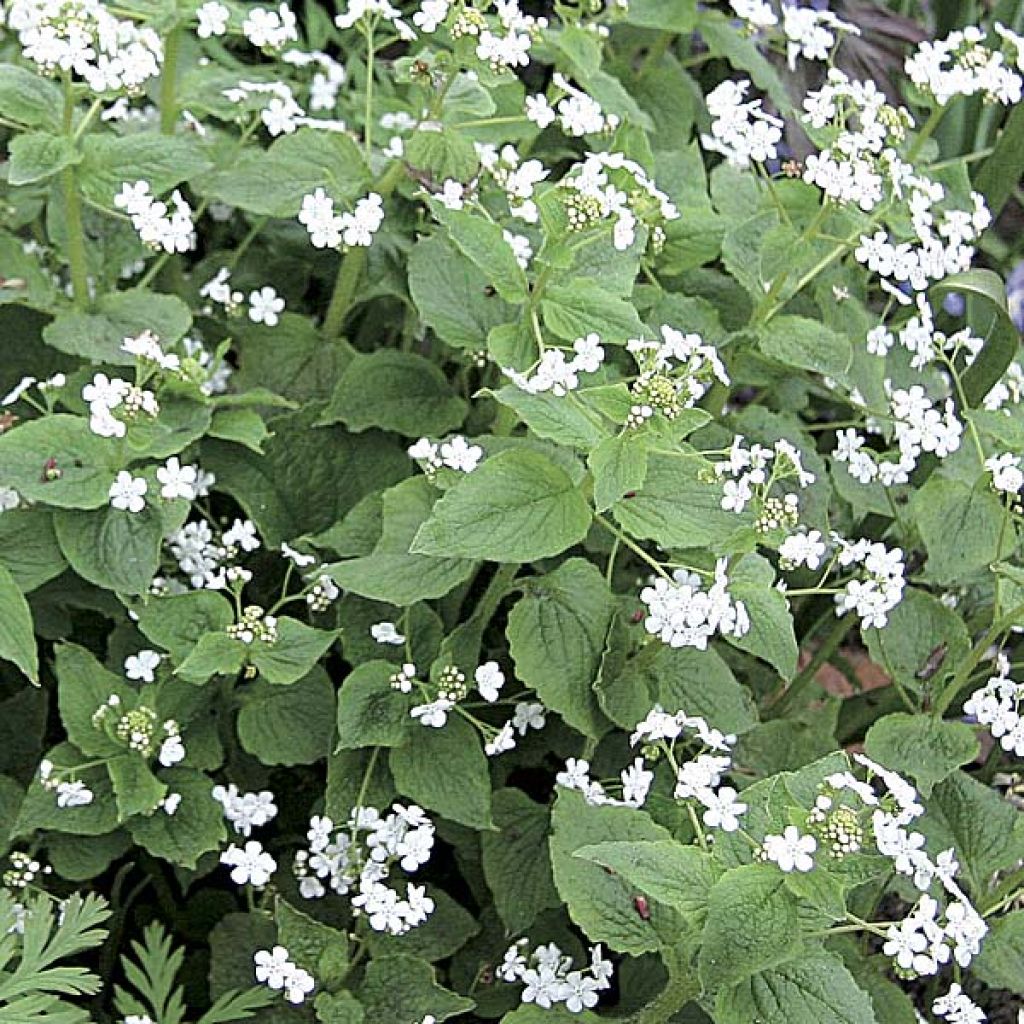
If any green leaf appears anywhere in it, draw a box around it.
[759,315,852,379]
[201,405,408,548]
[54,505,162,596]
[78,132,212,207]
[15,744,118,837]
[493,386,607,449]
[250,618,337,686]
[335,661,412,750]
[864,713,979,797]
[238,670,335,765]
[714,952,877,1024]
[207,408,270,453]
[133,591,235,662]
[127,767,227,868]
[863,588,970,695]
[611,451,750,549]
[408,234,515,352]
[436,209,529,303]
[389,715,491,829]
[573,840,720,919]
[107,756,166,822]
[698,864,801,991]
[549,789,674,955]
[43,290,193,364]
[275,900,349,989]
[8,133,81,186]
[622,0,697,30]
[975,103,1024,218]
[197,128,368,217]
[920,770,1024,895]
[506,558,614,739]
[588,434,648,512]
[0,66,63,129]
[973,909,1024,995]
[55,644,136,758]
[174,632,245,685]
[0,562,38,683]
[0,509,67,592]
[320,351,467,436]
[407,129,479,182]
[726,554,799,679]
[481,789,560,935]
[315,992,365,1024]
[911,474,1015,583]
[932,269,1019,405]
[412,449,591,563]
[0,414,122,509]
[541,280,645,345]
[357,954,474,1023]
[596,642,757,736]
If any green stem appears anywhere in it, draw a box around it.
[766,613,855,719]
[61,76,89,308]
[935,602,1024,715]
[321,159,407,338]
[626,947,700,1024]
[363,21,375,162]
[159,23,182,134]
[595,513,672,581]
[907,104,946,162]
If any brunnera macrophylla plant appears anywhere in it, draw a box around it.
[0,0,1023,1021]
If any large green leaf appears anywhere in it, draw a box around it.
[0,563,38,683]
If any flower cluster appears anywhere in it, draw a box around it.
[91,697,185,768]
[8,0,163,92]
[164,515,264,592]
[503,335,605,397]
[964,653,1024,757]
[212,784,279,837]
[561,151,678,251]
[906,26,1022,106]
[634,707,747,831]
[226,605,279,646]
[408,435,483,475]
[37,758,93,809]
[626,327,729,428]
[782,5,860,70]
[640,562,750,652]
[298,190,384,250]
[825,757,987,978]
[253,946,314,1005]
[701,79,783,169]
[526,73,619,137]
[832,535,906,629]
[833,380,963,487]
[115,181,196,254]
[241,3,298,52]
[292,805,436,935]
[84,371,158,440]
[497,940,613,1014]
[715,434,815,525]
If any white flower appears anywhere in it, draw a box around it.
[214,784,278,836]
[156,457,197,500]
[1,376,36,406]
[437,179,465,210]
[56,780,94,808]
[125,649,161,682]
[158,734,186,767]
[223,518,260,552]
[221,840,277,886]
[621,758,653,807]
[762,826,817,873]
[512,701,545,735]
[196,1,229,37]
[281,542,316,567]
[254,946,293,989]
[779,530,826,571]
[411,699,453,729]
[698,786,747,832]
[370,621,405,645]
[525,93,556,128]
[439,436,483,472]
[248,286,286,326]
[474,661,505,702]
[986,452,1023,494]
[485,722,516,757]
[109,471,147,513]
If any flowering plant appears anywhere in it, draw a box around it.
[0,0,1022,1022]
